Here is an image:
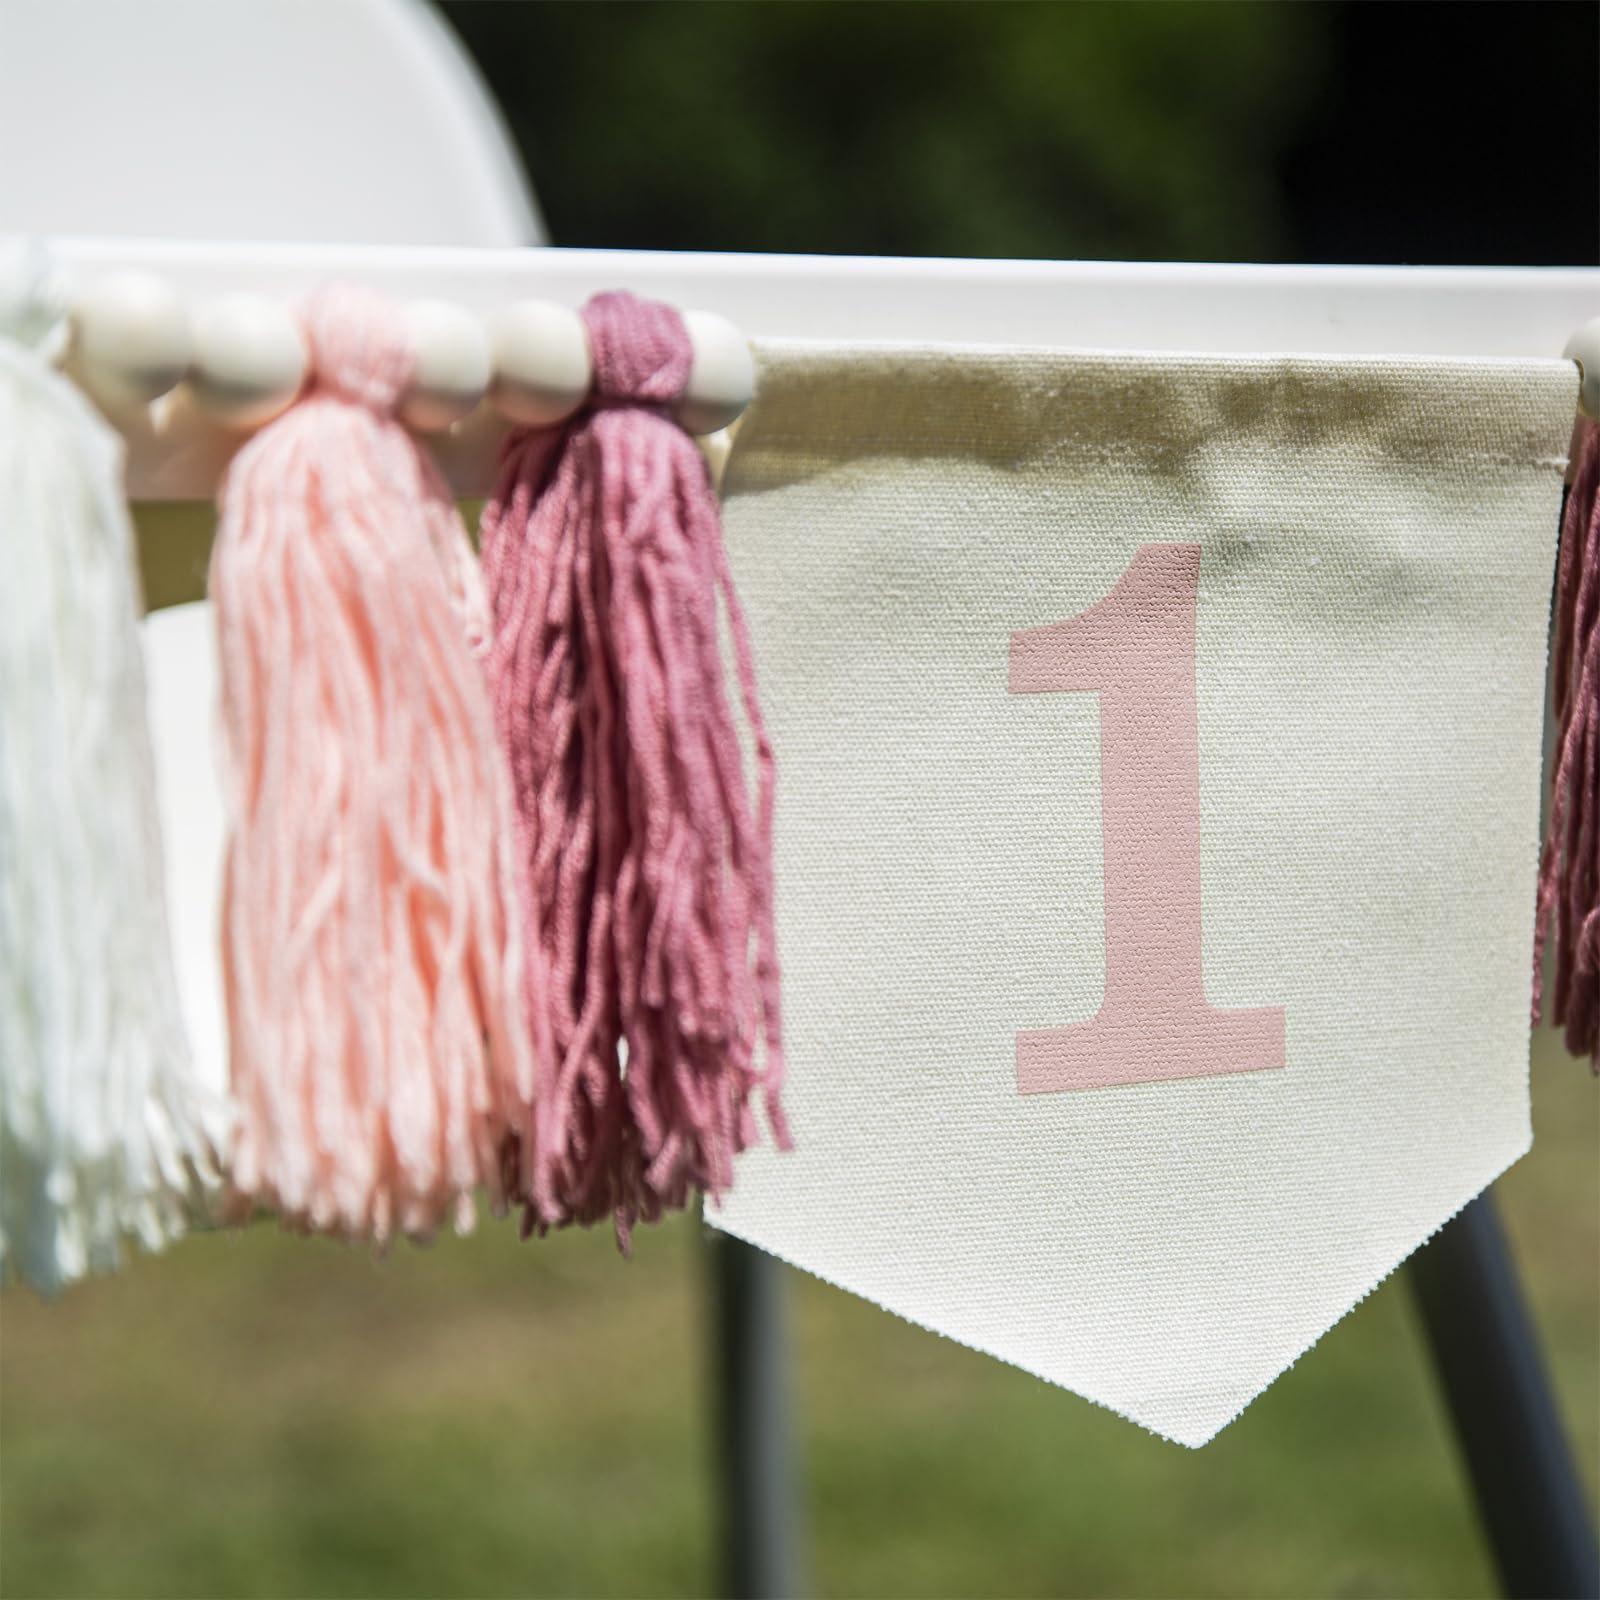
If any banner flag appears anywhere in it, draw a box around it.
[708,344,1575,1446]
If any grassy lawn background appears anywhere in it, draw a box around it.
[2,1033,1594,1599]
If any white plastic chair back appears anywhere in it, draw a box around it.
[0,0,541,245]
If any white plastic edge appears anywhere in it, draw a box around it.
[28,235,1600,499]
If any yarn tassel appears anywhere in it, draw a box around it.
[1533,417,1600,1066]
[481,291,787,1247]
[0,245,226,1294]
[210,283,535,1242]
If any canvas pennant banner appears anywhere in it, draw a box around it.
[708,343,1576,1446]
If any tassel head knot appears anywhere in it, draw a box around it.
[582,291,691,409]
[0,238,69,360]
[301,283,413,415]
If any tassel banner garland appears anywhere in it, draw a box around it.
[481,291,788,1246]
[1534,416,1600,1065]
[210,283,536,1243]
[0,244,226,1294]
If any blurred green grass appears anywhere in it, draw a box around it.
[2,1033,1594,1600]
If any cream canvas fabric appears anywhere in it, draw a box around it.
[709,343,1576,1447]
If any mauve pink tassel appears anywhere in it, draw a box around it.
[481,291,787,1247]
[210,283,537,1242]
[1533,417,1600,1066]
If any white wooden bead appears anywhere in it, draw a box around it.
[189,293,307,430]
[400,298,491,432]
[489,300,591,427]
[73,271,192,411]
[1564,315,1600,421]
[679,309,755,436]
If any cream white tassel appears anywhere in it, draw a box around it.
[0,245,226,1294]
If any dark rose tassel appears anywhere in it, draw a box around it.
[480,291,788,1246]
[1533,416,1599,1066]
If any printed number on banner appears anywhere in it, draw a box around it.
[1008,543,1286,1093]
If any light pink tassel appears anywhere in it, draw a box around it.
[481,291,787,1248]
[1533,418,1600,1066]
[210,283,536,1242]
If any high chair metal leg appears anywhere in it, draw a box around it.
[1408,1192,1599,1600]
[709,1230,806,1600]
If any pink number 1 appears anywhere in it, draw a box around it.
[1008,543,1285,1094]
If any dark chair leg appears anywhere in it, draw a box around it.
[708,1229,806,1600]
[1408,1191,1599,1599]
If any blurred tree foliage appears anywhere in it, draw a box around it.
[444,0,1331,261]
[441,1,1598,267]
